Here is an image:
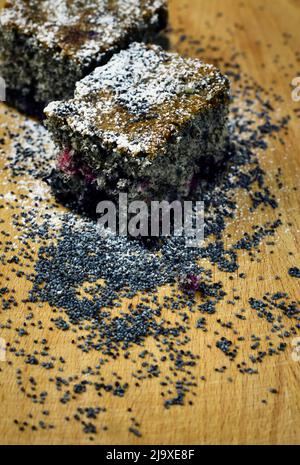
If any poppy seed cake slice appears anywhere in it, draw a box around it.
[0,0,167,115]
[44,42,230,208]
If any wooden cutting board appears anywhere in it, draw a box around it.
[0,0,299,445]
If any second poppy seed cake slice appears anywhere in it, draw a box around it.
[44,42,230,206]
[0,0,167,115]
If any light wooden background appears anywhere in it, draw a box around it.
[0,0,299,445]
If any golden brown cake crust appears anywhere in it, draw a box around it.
[45,43,230,158]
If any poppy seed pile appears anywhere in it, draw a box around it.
[0,12,300,442]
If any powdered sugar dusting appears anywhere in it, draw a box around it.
[76,42,224,112]
[45,43,229,156]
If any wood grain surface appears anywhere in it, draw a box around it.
[0,0,299,445]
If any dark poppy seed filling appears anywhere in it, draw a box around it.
[45,42,230,207]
